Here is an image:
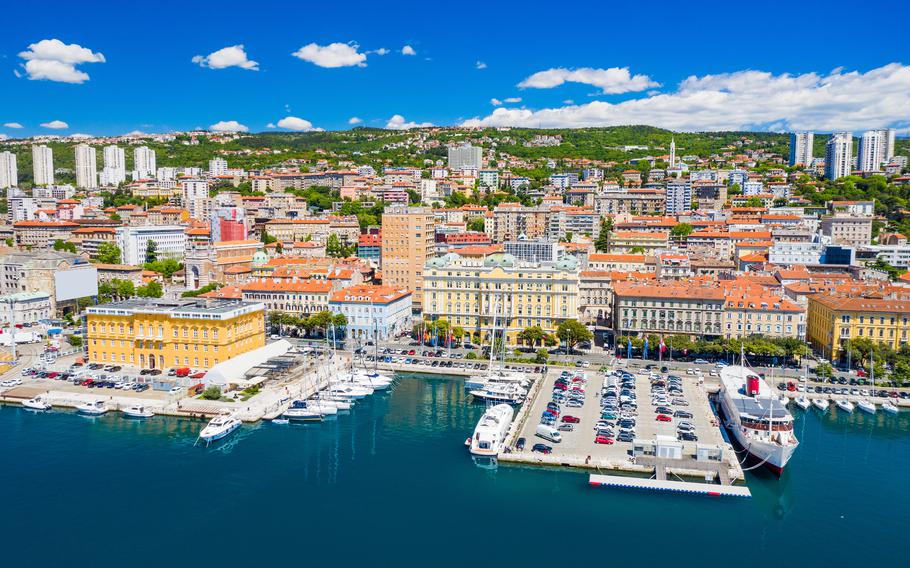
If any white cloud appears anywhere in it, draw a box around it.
[348,117,363,125]
[504,97,522,104]
[3,122,23,128]
[18,39,105,83]
[209,120,248,132]
[276,116,318,131]
[68,133,92,139]
[490,98,502,106]
[0,134,7,141]
[266,123,276,129]
[401,45,416,56]
[463,63,910,132]
[518,66,659,94]
[40,120,68,129]
[562,99,574,105]
[369,48,390,56]
[124,130,147,136]
[385,114,433,130]
[292,42,367,68]
[192,45,259,71]
[476,61,487,70]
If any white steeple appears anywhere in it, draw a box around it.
[669,137,676,168]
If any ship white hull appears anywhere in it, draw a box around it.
[469,403,514,457]
[199,420,241,442]
[723,417,798,475]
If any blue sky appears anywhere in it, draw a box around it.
[2,0,909,137]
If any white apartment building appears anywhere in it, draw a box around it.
[0,151,17,189]
[133,146,157,179]
[665,180,691,214]
[74,144,98,189]
[157,167,178,181]
[116,225,187,265]
[32,145,54,186]
[0,291,52,325]
[825,133,852,180]
[742,180,764,196]
[181,179,210,220]
[789,132,814,166]
[768,240,827,266]
[101,145,126,186]
[856,129,896,172]
[447,144,482,170]
[209,158,228,176]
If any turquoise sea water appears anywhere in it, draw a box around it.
[1,374,907,568]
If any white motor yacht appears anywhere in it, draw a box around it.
[121,403,155,418]
[199,412,241,442]
[794,396,811,411]
[469,403,514,456]
[329,384,373,399]
[835,399,855,413]
[302,399,338,415]
[349,371,392,390]
[469,383,526,404]
[882,400,899,415]
[812,398,830,412]
[857,400,876,414]
[22,395,52,411]
[76,400,108,415]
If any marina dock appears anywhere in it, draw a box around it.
[588,473,752,498]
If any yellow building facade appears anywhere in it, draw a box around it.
[421,252,580,345]
[806,294,910,360]
[85,298,266,370]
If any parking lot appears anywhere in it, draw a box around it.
[513,362,726,464]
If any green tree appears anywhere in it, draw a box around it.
[594,217,613,252]
[53,239,77,253]
[670,223,694,239]
[182,282,222,298]
[136,281,163,298]
[201,386,222,400]
[67,335,83,348]
[96,242,122,264]
[815,362,833,378]
[466,217,485,232]
[555,319,593,352]
[261,228,277,245]
[628,246,646,254]
[517,325,548,347]
[144,258,183,280]
[145,240,158,263]
[535,348,549,364]
[326,233,355,258]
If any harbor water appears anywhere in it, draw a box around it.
[1,374,907,567]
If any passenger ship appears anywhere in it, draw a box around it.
[718,365,799,475]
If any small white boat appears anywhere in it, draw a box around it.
[857,400,876,414]
[794,396,811,411]
[779,395,790,406]
[199,412,242,442]
[76,400,108,415]
[469,384,526,404]
[812,398,830,412]
[122,403,155,418]
[835,399,855,413]
[22,395,52,411]
[882,400,899,415]
[303,399,337,415]
[272,417,290,425]
[329,384,373,399]
[320,396,353,410]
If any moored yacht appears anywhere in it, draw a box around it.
[469,383,526,404]
[76,400,108,415]
[285,401,323,422]
[122,404,155,418]
[22,395,52,411]
[718,365,798,475]
[882,400,899,414]
[812,398,830,412]
[199,411,242,442]
[835,399,855,413]
[794,396,810,411]
[329,384,373,399]
[469,403,514,456]
[857,400,876,414]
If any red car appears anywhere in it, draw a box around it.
[656,414,672,422]
[80,379,93,386]
[408,350,415,355]
[553,383,568,391]
[787,382,796,392]
[560,415,580,423]
[47,372,59,378]
[594,435,614,444]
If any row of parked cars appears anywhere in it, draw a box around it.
[649,373,698,442]
[597,370,639,444]
[532,371,589,453]
[21,366,154,392]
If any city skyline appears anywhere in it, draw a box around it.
[2,0,909,138]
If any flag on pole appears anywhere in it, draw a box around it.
[627,338,632,359]
[643,337,649,360]
[659,337,666,362]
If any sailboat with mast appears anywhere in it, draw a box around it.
[464,297,529,395]
[855,349,877,414]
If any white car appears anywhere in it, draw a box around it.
[709,370,718,377]
[1,378,23,387]
[168,386,183,395]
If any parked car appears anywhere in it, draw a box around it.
[656,414,672,422]
[531,443,553,454]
